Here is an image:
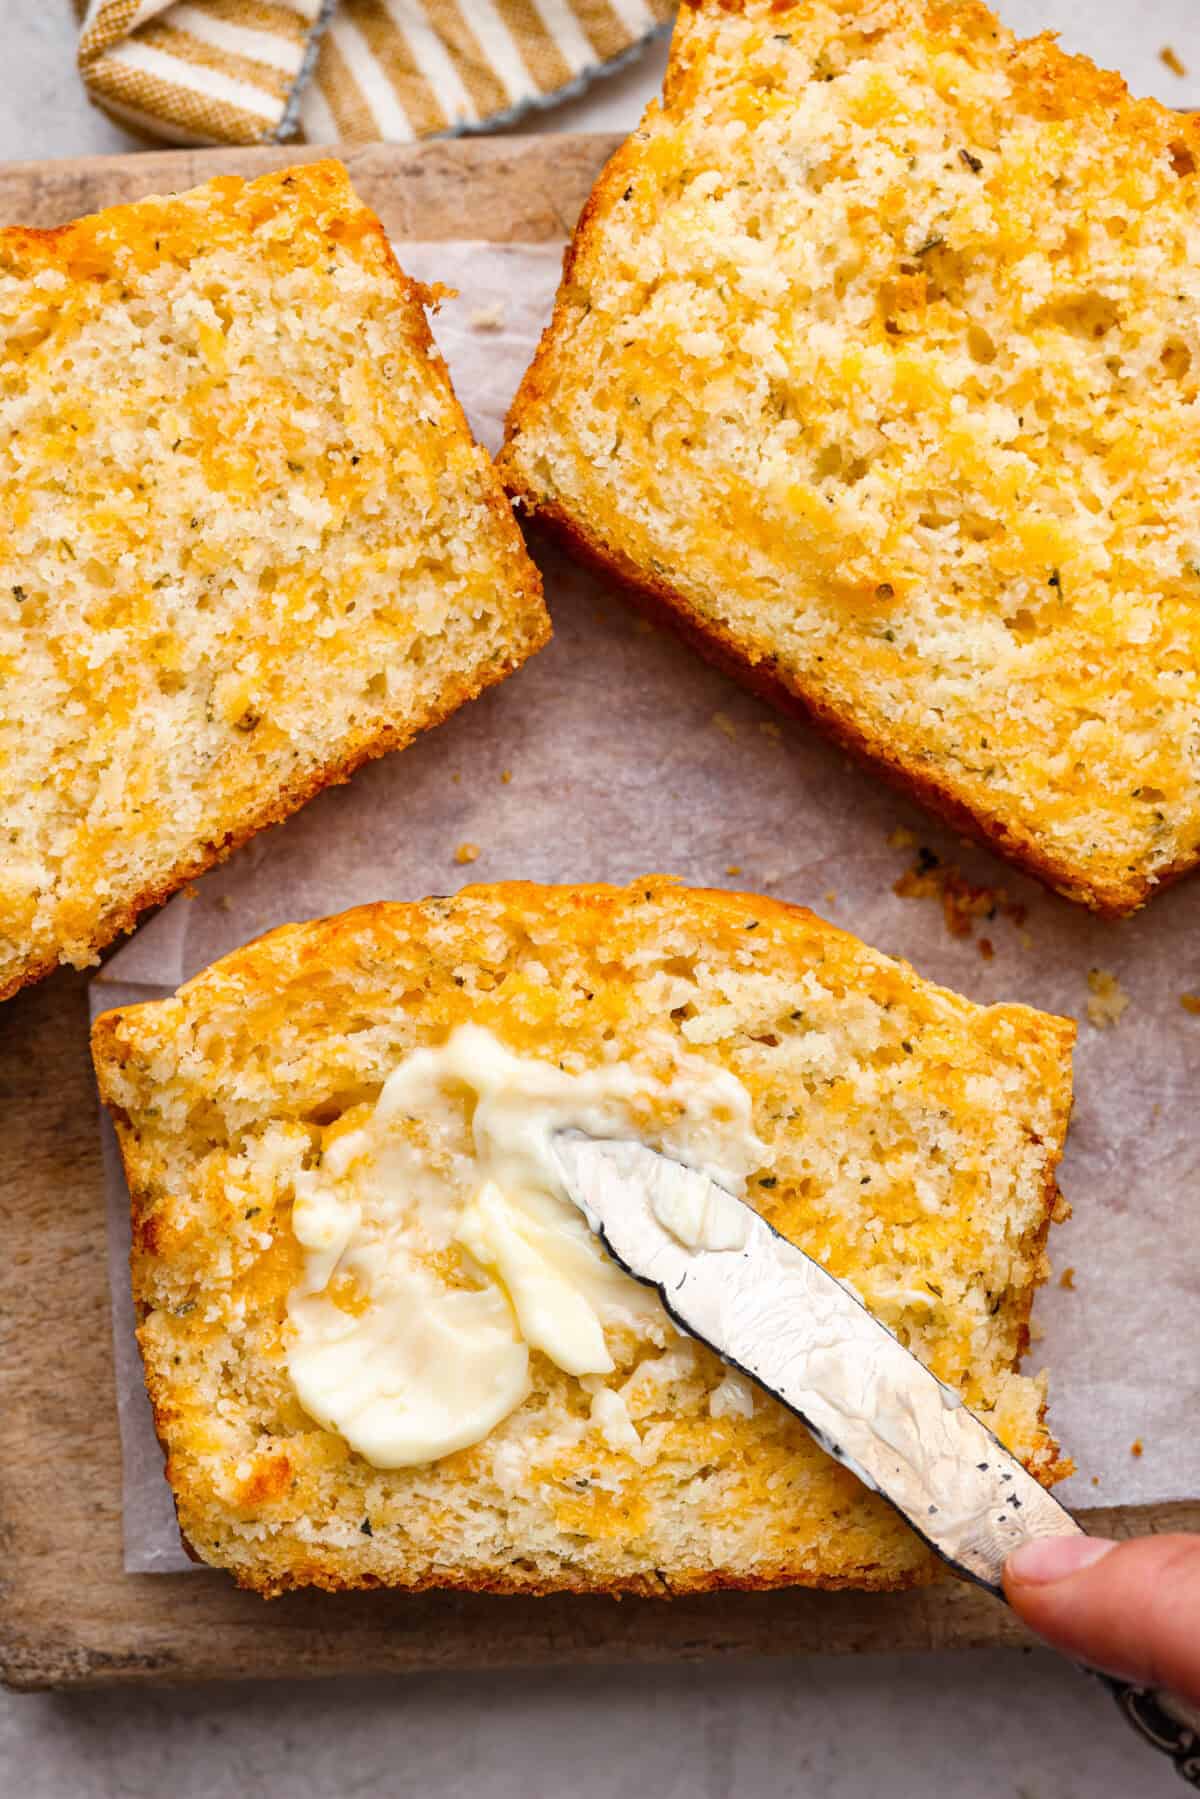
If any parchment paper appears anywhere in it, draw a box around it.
[91,242,1200,1574]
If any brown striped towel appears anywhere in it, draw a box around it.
[77,0,674,146]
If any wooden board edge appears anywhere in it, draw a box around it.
[0,136,622,241]
[5,1502,1197,1692]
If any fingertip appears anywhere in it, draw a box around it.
[1005,1535,1117,1588]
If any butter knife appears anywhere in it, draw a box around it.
[553,1130,1200,1785]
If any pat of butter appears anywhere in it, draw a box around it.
[285,1023,762,1468]
[288,1268,531,1468]
[456,1181,613,1377]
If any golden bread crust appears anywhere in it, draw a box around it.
[505,501,1148,918]
[500,0,1200,917]
[0,161,548,1002]
[0,641,541,1007]
[94,880,1074,1599]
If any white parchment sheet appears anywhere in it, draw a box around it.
[91,243,1200,1574]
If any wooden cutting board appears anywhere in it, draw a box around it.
[0,137,1194,1693]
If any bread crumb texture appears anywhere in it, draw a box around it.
[0,161,547,1001]
[500,0,1200,916]
[93,878,1075,1598]
[893,845,1027,946]
[1085,967,1129,1028]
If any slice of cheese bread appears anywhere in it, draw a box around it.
[92,879,1074,1598]
[499,0,1200,916]
[0,161,547,1001]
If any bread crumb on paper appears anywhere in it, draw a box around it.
[1160,46,1188,77]
[725,864,743,876]
[712,711,737,740]
[467,301,506,331]
[454,842,481,865]
[977,937,994,961]
[893,848,1026,948]
[500,770,512,785]
[824,890,837,905]
[1059,1267,1076,1291]
[1180,993,1200,1015]
[1086,969,1129,1029]
[1131,1438,1144,1458]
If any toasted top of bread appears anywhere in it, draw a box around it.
[500,0,1200,916]
[0,161,547,1002]
[93,879,1074,1598]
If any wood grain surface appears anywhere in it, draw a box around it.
[0,138,614,245]
[0,138,1195,1693]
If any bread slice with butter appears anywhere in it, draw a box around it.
[0,161,547,1003]
[499,0,1200,917]
[92,879,1074,1599]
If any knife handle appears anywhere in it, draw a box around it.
[1004,1511,1200,1781]
[1002,1518,1200,1781]
[552,1133,1199,1780]
[1096,1675,1200,1786]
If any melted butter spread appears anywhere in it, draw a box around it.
[651,1170,750,1253]
[286,1024,762,1467]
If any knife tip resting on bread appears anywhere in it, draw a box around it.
[8,0,1197,1605]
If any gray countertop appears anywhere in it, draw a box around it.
[1,1651,1181,1798]
[4,4,1196,1794]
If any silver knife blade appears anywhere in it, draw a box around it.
[553,1130,1081,1596]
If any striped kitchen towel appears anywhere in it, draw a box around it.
[76,0,674,146]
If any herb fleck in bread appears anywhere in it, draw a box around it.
[92,879,1074,1599]
[0,161,547,1002]
[500,0,1200,917]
